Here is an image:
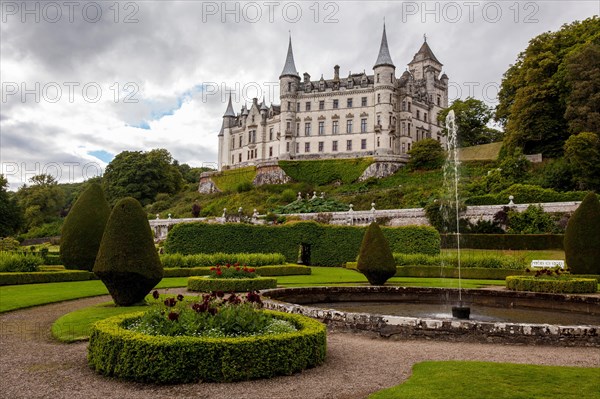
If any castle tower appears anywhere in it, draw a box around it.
[408,37,442,81]
[373,23,396,155]
[278,35,301,159]
[218,92,237,170]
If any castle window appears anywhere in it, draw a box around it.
[269,147,273,157]
[346,140,352,151]
[377,115,381,126]
[361,139,367,150]
[332,120,339,134]
[239,135,242,147]
[320,81,325,90]
[417,110,420,120]
[231,139,235,150]
[251,115,255,123]
[297,102,300,112]
[408,123,411,135]
[408,143,411,151]
[288,82,292,92]
[402,143,406,153]
[332,140,338,151]
[347,98,353,108]
[287,121,291,130]
[377,137,380,147]
[286,142,290,152]
[424,113,428,122]
[296,123,300,136]
[377,73,380,83]
[390,73,393,82]
[305,142,310,153]
[269,128,273,141]
[377,94,380,103]
[318,141,324,152]
[232,155,234,164]
[296,142,299,153]
[402,101,406,111]
[361,97,367,107]
[239,153,242,162]
[361,118,367,133]
[346,119,353,133]
[408,102,411,112]
[333,99,339,109]
[402,122,406,134]
[306,101,311,111]
[319,100,325,110]
[305,122,311,136]
[389,115,392,126]
[287,102,291,111]
[318,121,325,135]
[437,95,441,106]
[347,78,353,89]
[389,94,392,103]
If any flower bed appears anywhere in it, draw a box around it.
[188,276,277,292]
[506,276,597,293]
[88,293,326,383]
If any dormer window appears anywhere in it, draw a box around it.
[347,78,353,89]
[319,81,325,91]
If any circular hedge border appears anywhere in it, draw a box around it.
[505,276,598,294]
[88,310,327,384]
[187,276,277,292]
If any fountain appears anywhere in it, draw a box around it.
[444,110,470,319]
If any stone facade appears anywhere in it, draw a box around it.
[217,24,449,171]
[253,162,292,186]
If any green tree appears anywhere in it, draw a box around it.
[16,174,65,228]
[102,149,184,206]
[408,139,445,170]
[438,98,503,147]
[564,192,600,275]
[60,183,111,271]
[0,175,23,236]
[496,17,600,157]
[93,197,163,306]
[357,222,396,285]
[564,132,600,190]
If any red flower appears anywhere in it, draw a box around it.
[177,294,184,302]
[216,270,222,276]
[215,291,225,298]
[208,307,218,316]
[152,290,159,299]
[210,267,215,271]
[235,267,240,271]
[167,311,179,321]
[249,268,255,273]
[164,297,177,307]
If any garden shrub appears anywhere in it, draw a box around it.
[0,270,95,285]
[88,310,326,383]
[165,222,440,267]
[357,222,396,285]
[160,252,286,268]
[93,197,163,306]
[505,276,597,293]
[279,158,373,185]
[61,183,111,271]
[465,184,591,205]
[407,139,445,170]
[506,204,560,234]
[441,234,564,250]
[0,237,20,251]
[187,276,277,292]
[564,192,600,275]
[0,251,43,272]
[273,197,349,214]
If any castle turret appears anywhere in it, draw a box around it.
[279,35,301,159]
[373,23,396,155]
[218,92,236,170]
[408,37,442,80]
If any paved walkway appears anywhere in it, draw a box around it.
[1,294,598,399]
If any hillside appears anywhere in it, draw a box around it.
[458,142,502,161]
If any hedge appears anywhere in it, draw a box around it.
[165,222,440,266]
[465,184,591,205]
[505,276,597,293]
[392,253,525,269]
[345,263,526,280]
[88,311,327,383]
[187,276,277,292]
[162,265,311,278]
[441,234,564,250]
[279,158,373,185]
[0,270,96,285]
[160,253,286,268]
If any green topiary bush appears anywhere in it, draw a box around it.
[93,197,163,306]
[357,222,396,285]
[60,183,111,271]
[564,192,600,275]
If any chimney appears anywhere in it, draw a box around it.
[334,65,340,81]
[303,72,311,83]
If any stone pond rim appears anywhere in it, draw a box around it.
[261,286,600,347]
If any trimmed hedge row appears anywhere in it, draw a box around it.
[505,276,598,293]
[165,222,440,266]
[88,311,327,383]
[187,276,277,292]
[465,184,590,205]
[160,252,287,268]
[163,265,311,278]
[0,270,96,285]
[393,253,525,269]
[346,263,526,280]
[441,234,564,250]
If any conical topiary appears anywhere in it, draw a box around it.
[93,197,163,306]
[357,222,396,285]
[60,183,110,271]
[564,192,600,275]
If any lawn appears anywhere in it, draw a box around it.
[442,248,566,263]
[369,361,600,399]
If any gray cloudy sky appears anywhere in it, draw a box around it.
[1,0,598,189]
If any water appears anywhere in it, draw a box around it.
[311,301,599,326]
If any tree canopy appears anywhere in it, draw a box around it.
[102,149,184,206]
[438,98,503,147]
[0,175,23,236]
[16,174,65,228]
[496,17,600,157]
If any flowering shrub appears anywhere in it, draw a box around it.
[209,263,257,279]
[126,290,295,338]
[524,267,571,279]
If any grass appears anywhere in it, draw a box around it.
[442,248,565,263]
[458,142,503,161]
[369,361,600,399]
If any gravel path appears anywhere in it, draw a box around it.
[1,294,599,399]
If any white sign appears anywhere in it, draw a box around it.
[531,260,565,269]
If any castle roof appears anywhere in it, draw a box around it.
[223,93,236,117]
[260,98,268,111]
[374,23,395,69]
[410,40,442,66]
[280,36,300,78]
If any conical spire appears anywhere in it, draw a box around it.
[260,97,268,111]
[374,23,395,69]
[410,39,442,65]
[223,92,235,117]
[280,35,299,78]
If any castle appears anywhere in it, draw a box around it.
[217,24,449,172]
